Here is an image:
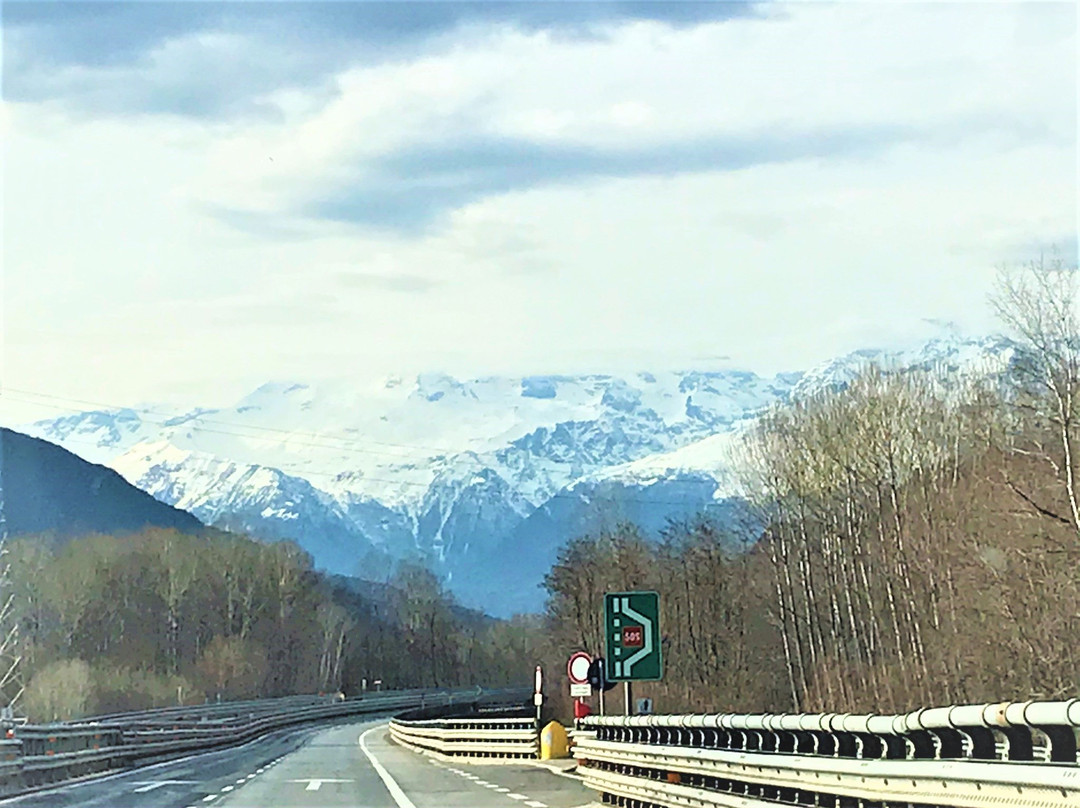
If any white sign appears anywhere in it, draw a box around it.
[570,683,592,697]
[567,651,592,684]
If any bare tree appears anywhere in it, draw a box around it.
[992,255,1080,537]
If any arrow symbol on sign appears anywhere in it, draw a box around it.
[618,597,654,677]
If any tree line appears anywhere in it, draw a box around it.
[6,530,537,722]
[541,257,1079,716]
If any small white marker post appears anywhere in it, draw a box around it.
[533,664,543,725]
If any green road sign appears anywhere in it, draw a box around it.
[604,591,662,681]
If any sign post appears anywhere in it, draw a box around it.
[604,591,662,716]
[567,651,593,717]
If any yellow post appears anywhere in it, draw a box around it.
[539,720,569,759]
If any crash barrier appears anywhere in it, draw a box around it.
[389,700,539,761]
[389,716,539,761]
[574,699,1080,808]
[0,686,529,797]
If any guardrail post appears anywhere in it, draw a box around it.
[1035,725,1077,762]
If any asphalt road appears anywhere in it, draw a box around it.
[0,719,595,808]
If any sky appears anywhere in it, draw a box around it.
[1,0,1077,423]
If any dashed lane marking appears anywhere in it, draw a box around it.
[508,794,528,800]
[202,796,217,803]
[524,802,548,808]
[220,786,233,793]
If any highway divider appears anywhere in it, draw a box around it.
[573,699,1080,808]
[389,713,539,761]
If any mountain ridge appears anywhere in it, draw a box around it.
[0,427,203,542]
[14,336,1016,614]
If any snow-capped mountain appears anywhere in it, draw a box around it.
[17,336,1015,616]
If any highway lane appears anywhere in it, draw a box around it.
[0,718,595,808]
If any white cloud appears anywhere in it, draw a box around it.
[1,2,1075,420]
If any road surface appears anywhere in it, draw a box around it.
[0,718,594,808]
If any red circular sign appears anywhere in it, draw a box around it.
[567,651,592,684]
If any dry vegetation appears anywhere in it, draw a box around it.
[541,257,1080,716]
[6,531,536,722]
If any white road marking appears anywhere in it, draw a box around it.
[286,778,354,792]
[496,787,511,793]
[485,783,501,789]
[236,778,247,784]
[474,780,490,786]
[220,786,234,793]
[524,802,548,807]
[132,780,197,793]
[508,794,528,800]
[359,726,418,808]
[202,796,217,803]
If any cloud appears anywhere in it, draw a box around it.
[336,272,440,293]
[297,125,917,231]
[2,1,1074,412]
[3,1,759,119]
[174,2,1074,236]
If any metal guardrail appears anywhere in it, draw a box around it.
[574,699,1080,808]
[0,686,523,797]
[389,691,538,761]
[390,715,539,760]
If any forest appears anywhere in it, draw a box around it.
[539,257,1079,716]
[4,531,538,721]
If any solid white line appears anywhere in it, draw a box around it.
[358,726,418,808]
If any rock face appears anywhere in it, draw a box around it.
[19,336,1016,615]
[0,427,203,542]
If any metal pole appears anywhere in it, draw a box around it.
[624,681,633,716]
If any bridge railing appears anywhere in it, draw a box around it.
[574,699,1080,808]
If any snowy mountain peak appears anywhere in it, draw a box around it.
[14,337,1013,614]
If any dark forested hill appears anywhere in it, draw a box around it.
[0,427,202,540]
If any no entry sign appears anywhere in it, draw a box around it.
[567,651,592,684]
